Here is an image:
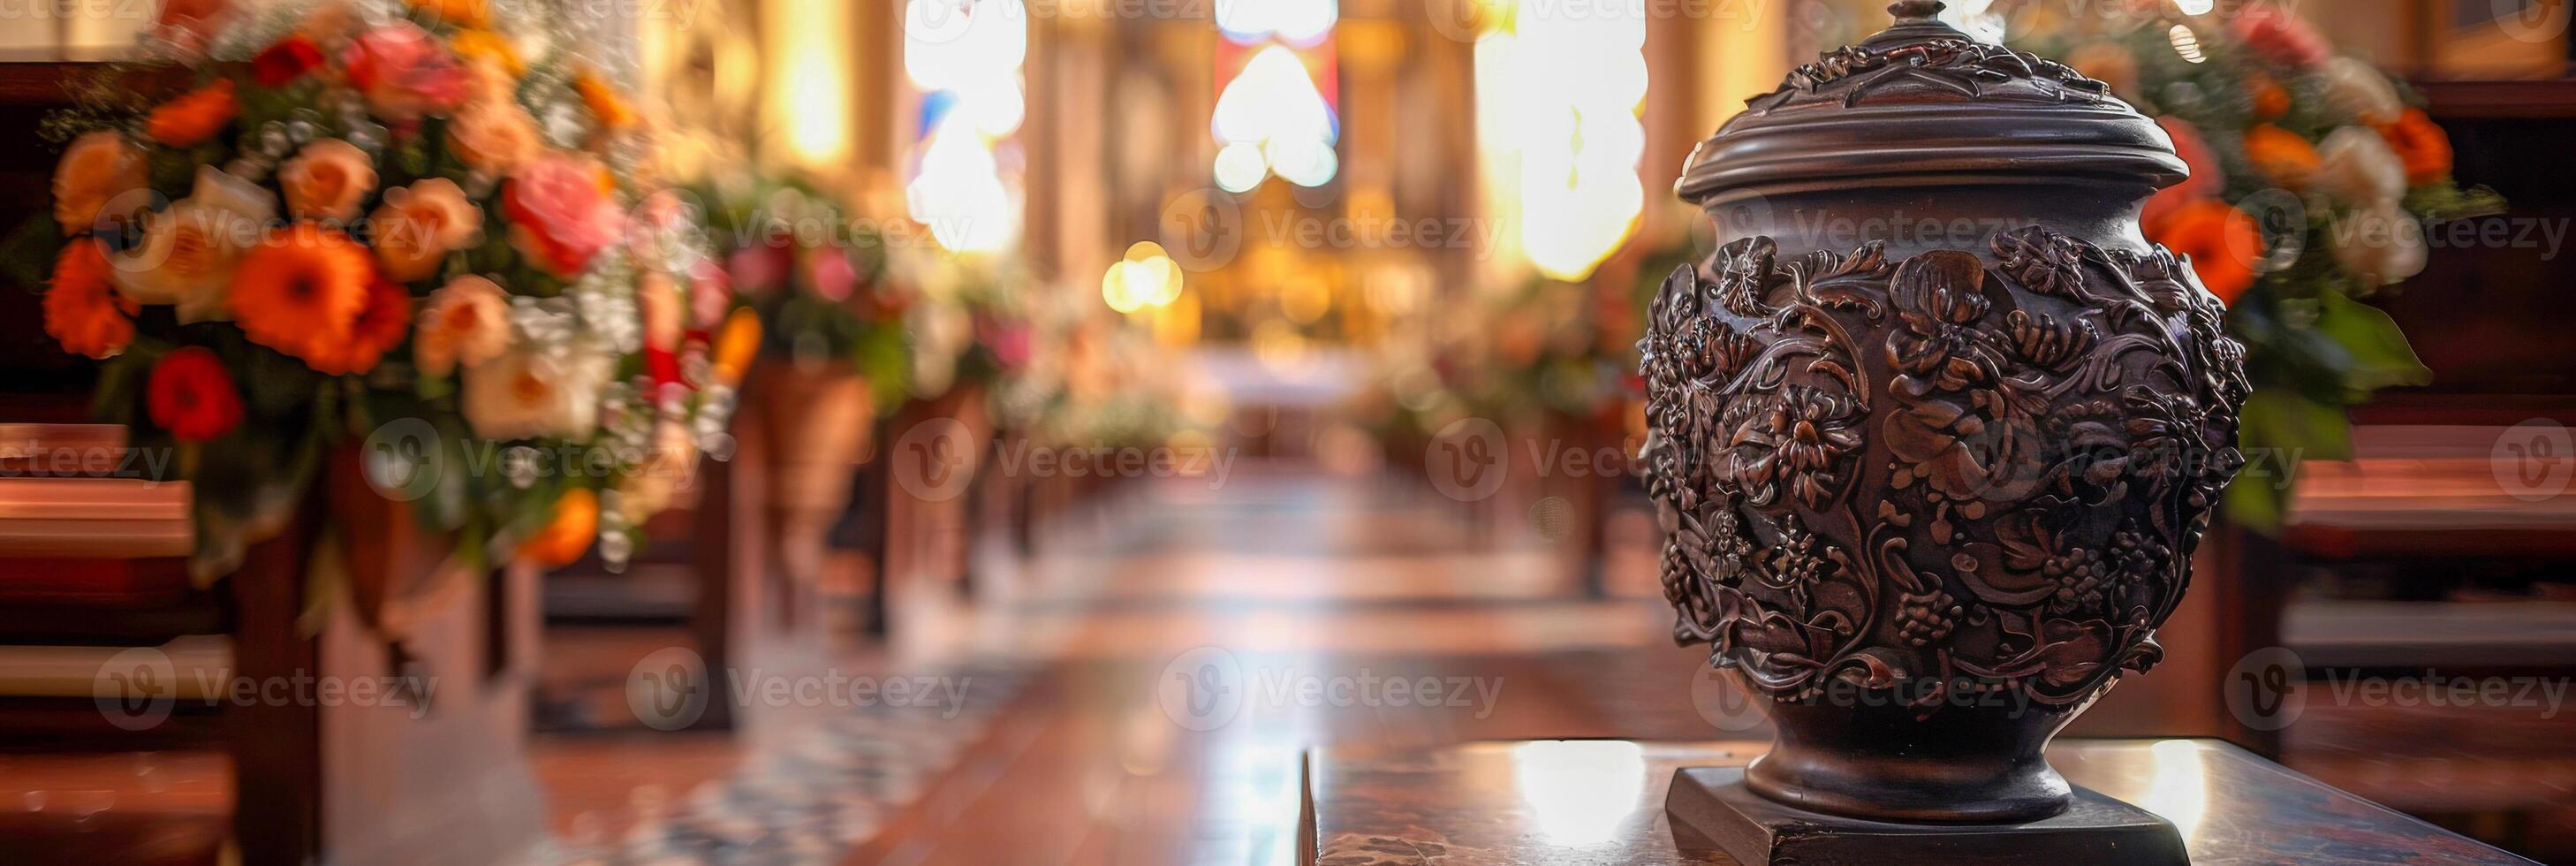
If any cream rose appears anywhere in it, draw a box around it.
[461,342,610,440]
[445,102,540,175]
[52,131,147,232]
[413,275,512,376]
[109,166,276,322]
[463,57,519,108]
[2331,200,2428,286]
[2317,57,2403,126]
[277,139,379,222]
[368,178,482,283]
[2314,126,2406,209]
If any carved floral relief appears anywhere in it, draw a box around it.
[1641,227,2249,711]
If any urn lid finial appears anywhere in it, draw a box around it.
[1889,0,1946,23]
[1676,2,2186,205]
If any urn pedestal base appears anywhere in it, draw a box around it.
[1665,767,2186,866]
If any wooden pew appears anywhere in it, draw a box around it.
[0,429,547,865]
[537,359,855,738]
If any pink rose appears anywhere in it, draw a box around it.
[727,243,790,295]
[981,316,1031,370]
[503,156,625,277]
[808,250,858,302]
[345,23,469,122]
[2230,4,2330,69]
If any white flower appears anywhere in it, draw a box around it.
[109,166,277,322]
[462,341,611,440]
[2314,126,2406,208]
[572,284,641,355]
[2316,57,2403,125]
[2331,200,2428,286]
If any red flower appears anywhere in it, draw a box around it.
[252,36,325,87]
[646,345,683,389]
[2230,4,2330,69]
[147,346,245,442]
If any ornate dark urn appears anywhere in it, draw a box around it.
[1643,3,2249,862]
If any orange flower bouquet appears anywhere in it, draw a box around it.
[2014,1,2504,528]
[35,0,749,578]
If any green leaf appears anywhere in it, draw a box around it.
[2240,388,2352,467]
[2314,292,2432,399]
[2227,390,2355,536]
[0,216,64,290]
[2224,475,2284,534]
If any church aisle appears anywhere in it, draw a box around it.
[829,468,1717,864]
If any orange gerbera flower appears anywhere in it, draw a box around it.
[2248,74,2292,121]
[2146,198,2261,306]
[710,307,761,387]
[147,79,239,148]
[574,72,635,130]
[2243,125,2321,190]
[405,0,489,28]
[519,487,598,566]
[2375,108,2454,187]
[305,277,414,375]
[229,224,375,367]
[43,240,136,359]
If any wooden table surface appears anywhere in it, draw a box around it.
[1301,738,2533,865]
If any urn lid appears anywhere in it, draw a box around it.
[1677,1,2187,205]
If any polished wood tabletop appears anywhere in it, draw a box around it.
[1301,738,2533,865]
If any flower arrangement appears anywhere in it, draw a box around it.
[894,248,1034,408]
[2017,3,2504,527]
[1481,274,1637,422]
[693,171,913,413]
[997,279,1179,449]
[38,0,744,577]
